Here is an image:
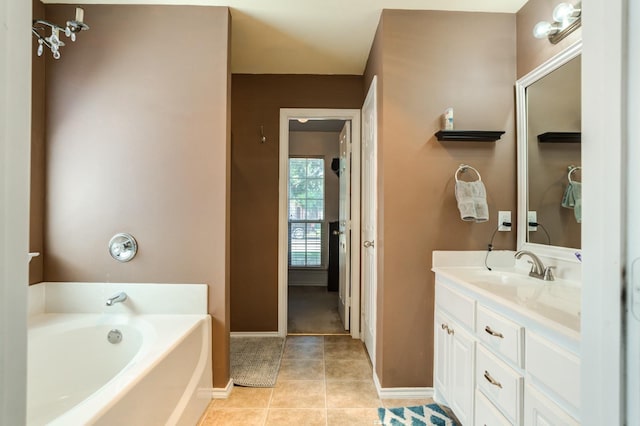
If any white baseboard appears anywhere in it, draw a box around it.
[373,372,435,399]
[211,379,234,399]
[230,331,281,338]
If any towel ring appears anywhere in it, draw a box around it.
[568,165,581,183]
[455,164,482,182]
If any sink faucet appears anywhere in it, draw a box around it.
[514,250,555,281]
[106,291,127,306]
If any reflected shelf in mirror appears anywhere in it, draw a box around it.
[537,132,581,143]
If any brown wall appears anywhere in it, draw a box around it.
[516,0,582,78]
[30,0,46,284]
[43,4,231,388]
[230,75,363,331]
[364,10,517,388]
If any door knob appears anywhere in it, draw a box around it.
[363,240,375,248]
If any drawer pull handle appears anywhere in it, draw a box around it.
[483,370,503,388]
[447,327,454,335]
[441,323,448,331]
[484,326,504,338]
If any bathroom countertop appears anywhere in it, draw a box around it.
[432,266,581,347]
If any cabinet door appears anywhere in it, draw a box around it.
[524,384,579,426]
[434,310,451,402]
[449,323,475,426]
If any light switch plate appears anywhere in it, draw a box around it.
[528,211,537,231]
[498,211,511,231]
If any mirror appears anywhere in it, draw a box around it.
[516,41,582,260]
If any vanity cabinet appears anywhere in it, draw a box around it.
[433,276,580,425]
[434,285,476,426]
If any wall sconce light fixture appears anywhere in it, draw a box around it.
[533,2,581,44]
[32,7,89,60]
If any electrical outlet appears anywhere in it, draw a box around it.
[498,211,511,231]
[528,211,537,231]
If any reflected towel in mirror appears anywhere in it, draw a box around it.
[561,181,582,223]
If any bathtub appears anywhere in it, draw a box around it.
[27,282,213,426]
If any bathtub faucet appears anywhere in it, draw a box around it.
[106,291,128,306]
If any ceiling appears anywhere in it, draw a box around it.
[45,0,528,74]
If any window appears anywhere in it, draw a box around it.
[288,158,324,267]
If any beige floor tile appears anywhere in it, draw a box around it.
[324,340,368,361]
[282,342,324,359]
[380,397,435,408]
[211,386,273,408]
[326,380,381,408]
[200,408,267,426]
[327,408,382,426]
[285,335,324,347]
[265,408,327,426]
[325,358,372,381]
[271,380,326,408]
[278,358,324,381]
[324,335,357,344]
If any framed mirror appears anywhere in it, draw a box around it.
[516,40,582,261]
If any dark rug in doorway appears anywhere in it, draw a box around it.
[377,403,461,426]
[230,336,285,387]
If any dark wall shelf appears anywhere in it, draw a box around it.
[435,130,505,142]
[537,132,581,143]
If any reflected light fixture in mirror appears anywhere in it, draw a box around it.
[533,2,581,44]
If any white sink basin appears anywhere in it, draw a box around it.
[435,267,581,332]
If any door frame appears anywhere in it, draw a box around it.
[278,108,361,338]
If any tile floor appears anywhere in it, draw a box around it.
[198,335,434,425]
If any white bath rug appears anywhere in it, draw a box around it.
[230,336,285,387]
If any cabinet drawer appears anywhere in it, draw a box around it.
[476,305,524,368]
[436,282,475,330]
[526,331,580,411]
[524,384,579,425]
[476,344,523,424]
[475,389,511,426]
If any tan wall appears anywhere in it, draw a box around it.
[230,75,363,332]
[365,10,517,388]
[43,4,231,388]
[516,0,582,78]
[30,0,46,284]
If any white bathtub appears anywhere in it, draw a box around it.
[27,282,213,426]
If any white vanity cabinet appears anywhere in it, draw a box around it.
[434,285,476,426]
[433,273,580,426]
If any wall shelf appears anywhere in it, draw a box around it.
[435,130,505,142]
[537,132,581,143]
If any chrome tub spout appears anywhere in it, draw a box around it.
[106,291,127,306]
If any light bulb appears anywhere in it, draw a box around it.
[553,3,579,23]
[71,32,76,42]
[37,42,44,57]
[532,21,558,39]
[65,26,71,37]
[75,7,84,23]
[53,50,61,60]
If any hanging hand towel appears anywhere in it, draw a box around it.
[454,165,489,223]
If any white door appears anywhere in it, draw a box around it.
[338,121,351,330]
[361,77,378,364]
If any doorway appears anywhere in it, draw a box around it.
[278,109,361,338]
